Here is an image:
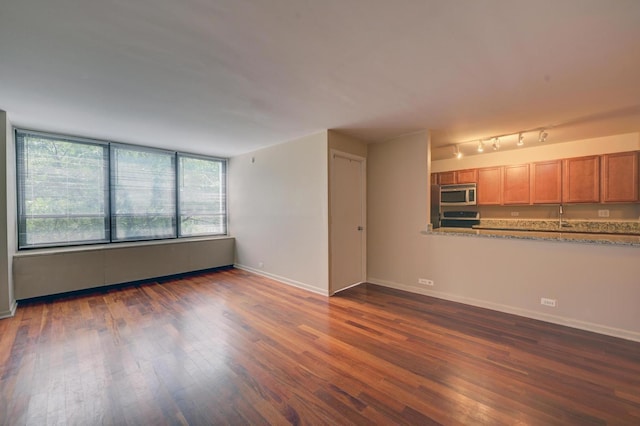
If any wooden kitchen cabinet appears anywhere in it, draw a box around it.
[477,167,502,205]
[502,164,530,204]
[436,169,477,185]
[430,173,438,185]
[531,160,562,204]
[438,171,456,185]
[601,151,639,203]
[455,169,478,184]
[562,155,600,203]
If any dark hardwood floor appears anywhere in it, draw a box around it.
[1,268,639,425]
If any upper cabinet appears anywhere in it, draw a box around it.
[531,160,562,204]
[502,164,530,205]
[477,167,502,205]
[601,151,639,203]
[438,171,456,185]
[562,156,600,203]
[435,169,477,185]
[437,150,639,206]
[456,169,478,184]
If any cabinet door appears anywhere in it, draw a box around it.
[438,171,456,185]
[430,173,438,185]
[562,156,600,203]
[503,164,530,205]
[601,151,639,203]
[477,167,502,205]
[531,160,562,204]
[456,169,478,184]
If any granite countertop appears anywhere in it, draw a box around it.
[426,223,640,247]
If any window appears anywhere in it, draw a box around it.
[112,145,176,241]
[16,129,227,249]
[178,155,227,236]
[16,131,109,248]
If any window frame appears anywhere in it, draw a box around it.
[15,128,228,250]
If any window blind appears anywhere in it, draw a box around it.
[111,145,176,241]
[178,154,227,237]
[16,130,109,248]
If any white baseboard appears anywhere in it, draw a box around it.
[368,277,640,343]
[0,299,17,319]
[234,264,329,296]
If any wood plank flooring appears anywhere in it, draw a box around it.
[1,267,639,425]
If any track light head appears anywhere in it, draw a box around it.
[477,140,484,153]
[492,138,500,151]
[538,130,548,142]
[517,133,524,146]
[453,145,463,159]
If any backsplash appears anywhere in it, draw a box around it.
[477,203,640,221]
[475,218,640,235]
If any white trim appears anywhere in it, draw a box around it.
[368,277,640,343]
[0,299,17,319]
[234,264,329,296]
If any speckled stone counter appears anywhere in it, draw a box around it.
[473,219,640,235]
[426,227,640,247]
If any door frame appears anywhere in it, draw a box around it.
[329,149,367,295]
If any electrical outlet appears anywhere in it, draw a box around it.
[511,211,519,217]
[540,297,557,307]
[598,209,610,218]
[418,278,434,286]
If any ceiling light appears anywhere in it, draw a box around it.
[538,130,548,142]
[477,140,484,153]
[492,138,500,151]
[454,145,463,159]
[517,133,524,146]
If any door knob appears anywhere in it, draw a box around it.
[357,226,364,231]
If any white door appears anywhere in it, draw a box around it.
[330,151,366,294]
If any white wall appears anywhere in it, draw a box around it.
[229,132,330,294]
[367,131,430,284]
[368,131,640,341]
[0,111,16,318]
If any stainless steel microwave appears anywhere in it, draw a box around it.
[440,183,477,206]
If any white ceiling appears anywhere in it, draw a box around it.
[1,1,639,159]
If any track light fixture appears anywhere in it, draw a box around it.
[446,127,550,157]
[538,129,548,142]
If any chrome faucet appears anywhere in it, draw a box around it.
[559,204,570,228]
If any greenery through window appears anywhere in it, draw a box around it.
[179,155,227,236]
[112,145,176,241]
[16,129,227,249]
